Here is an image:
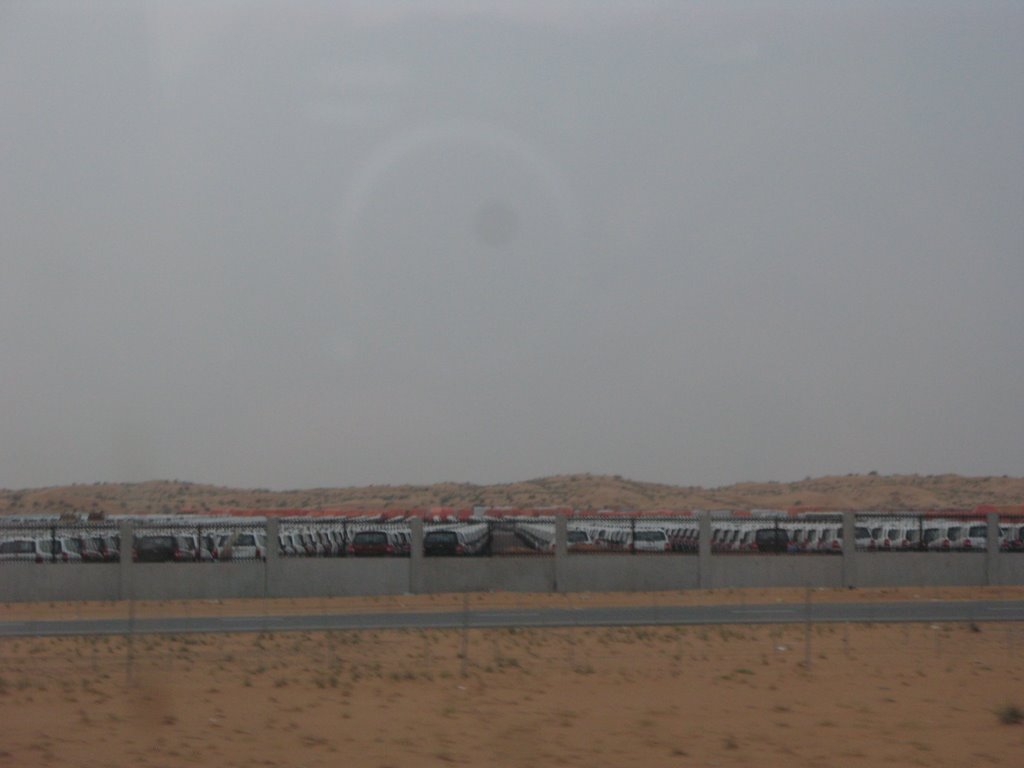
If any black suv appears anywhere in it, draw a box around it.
[754,528,790,553]
[133,534,181,562]
[423,530,460,556]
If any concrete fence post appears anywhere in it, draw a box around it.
[842,511,856,587]
[265,517,280,598]
[118,520,134,601]
[409,517,424,594]
[986,512,999,586]
[698,511,711,589]
[554,513,568,593]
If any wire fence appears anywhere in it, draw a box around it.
[708,516,842,555]
[279,518,412,558]
[563,517,698,554]
[0,520,120,564]
[3,513,1022,563]
[1000,517,1024,553]
[853,513,1013,553]
[133,519,268,563]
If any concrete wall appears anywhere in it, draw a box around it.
[1,563,121,603]
[560,555,699,592]
[418,557,554,594]
[131,563,267,601]
[706,555,844,589]
[3,513,1024,603]
[846,553,987,589]
[271,558,410,598]
[991,554,1024,586]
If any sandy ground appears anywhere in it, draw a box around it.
[2,589,1024,767]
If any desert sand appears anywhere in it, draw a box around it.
[2,588,1024,767]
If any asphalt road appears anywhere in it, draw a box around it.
[1,600,1023,637]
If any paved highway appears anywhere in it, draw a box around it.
[1,600,1022,637]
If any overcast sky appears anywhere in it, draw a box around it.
[1,1,1022,490]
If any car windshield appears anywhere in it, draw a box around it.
[425,531,456,543]
[886,529,900,540]
[1,540,36,554]
[355,532,387,544]
[141,536,175,549]
[236,534,257,547]
[923,529,941,543]
[567,530,589,543]
[969,526,987,538]
[634,530,666,542]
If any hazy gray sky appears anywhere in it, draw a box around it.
[2,1,1022,490]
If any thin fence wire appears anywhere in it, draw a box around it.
[565,516,698,555]
[854,513,995,553]
[4,513,1023,563]
[999,516,1024,553]
[708,516,842,555]
[0,520,120,564]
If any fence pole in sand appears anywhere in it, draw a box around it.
[460,592,469,677]
[803,586,812,670]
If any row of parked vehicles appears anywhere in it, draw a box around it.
[510,518,1024,555]
[0,522,484,563]
[3,518,1023,562]
[0,532,121,563]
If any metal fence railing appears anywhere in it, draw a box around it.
[0,520,120,563]
[709,517,842,555]
[422,519,555,557]
[132,519,269,563]
[564,517,699,555]
[280,518,412,558]
[854,514,997,553]
[4,512,1021,563]
[999,517,1024,553]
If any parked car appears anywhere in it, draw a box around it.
[817,526,843,554]
[866,524,906,551]
[134,534,188,562]
[68,534,106,562]
[567,528,599,552]
[1000,524,1024,552]
[0,538,65,563]
[350,530,392,556]
[217,531,267,561]
[423,529,460,556]
[388,530,411,557]
[923,523,962,551]
[176,534,215,561]
[958,523,991,551]
[278,534,301,557]
[632,528,670,553]
[90,534,120,562]
[754,527,789,553]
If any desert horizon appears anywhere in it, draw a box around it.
[2,472,1021,517]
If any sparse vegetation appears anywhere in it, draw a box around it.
[0,473,1021,516]
[996,704,1023,725]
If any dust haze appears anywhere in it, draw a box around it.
[1,2,1021,489]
